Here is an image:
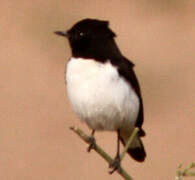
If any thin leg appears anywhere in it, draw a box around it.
[116,130,120,157]
[109,129,121,174]
[91,129,95,137]
[87,130,96,152]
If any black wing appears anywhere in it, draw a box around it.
[111,57,145,136]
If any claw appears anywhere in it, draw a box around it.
[87,136,96,152]
[109,156,121,174]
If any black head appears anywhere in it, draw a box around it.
[55,18,122,61]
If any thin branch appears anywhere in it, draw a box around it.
[120,128,139,161]
[70,126,135,180]
[176,162,195,180]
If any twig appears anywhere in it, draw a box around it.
[120,128,139,161]
[176,162,195,180]
[70,126,135,180]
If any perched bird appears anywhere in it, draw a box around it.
[55,18,146,171]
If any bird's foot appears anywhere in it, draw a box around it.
[87,136,96,152]
[109,156,121,174]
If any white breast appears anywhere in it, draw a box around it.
[66,57,140,131]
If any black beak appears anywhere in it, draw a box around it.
[54,31,68,37]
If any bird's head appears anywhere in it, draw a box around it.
[54,18,118,60]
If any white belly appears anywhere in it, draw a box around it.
[66,57,140,131]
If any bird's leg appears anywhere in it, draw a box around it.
[87,130,96,152]
[109,129,121,174]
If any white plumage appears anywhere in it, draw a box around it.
[66,57,140,133]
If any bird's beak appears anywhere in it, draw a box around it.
[54,31,68,37]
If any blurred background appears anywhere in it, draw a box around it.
[0,0,195,179]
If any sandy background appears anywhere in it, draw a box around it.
[1,0,195,179]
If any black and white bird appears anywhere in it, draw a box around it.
[55,18,146,168]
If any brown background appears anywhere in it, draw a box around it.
[1,0,195,180]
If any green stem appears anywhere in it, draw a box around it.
[120,128,139,161]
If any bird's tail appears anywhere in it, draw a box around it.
[119,130,146,162]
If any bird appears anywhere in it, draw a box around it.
[55,18,146,172]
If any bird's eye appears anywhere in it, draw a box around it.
[79,32,84,36]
